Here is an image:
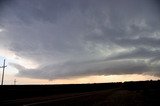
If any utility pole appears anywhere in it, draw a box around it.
[0,59,7,85]
[14,79,16,85]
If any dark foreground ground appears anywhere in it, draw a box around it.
[0,80,160,106]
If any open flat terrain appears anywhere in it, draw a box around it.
[0,81,160,106]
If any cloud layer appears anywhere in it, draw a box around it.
[1,0,160,79]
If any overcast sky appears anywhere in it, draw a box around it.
[0,0,160,83]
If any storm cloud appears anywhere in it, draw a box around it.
[1,0,160,79]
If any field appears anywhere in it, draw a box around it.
[0,80,160,106]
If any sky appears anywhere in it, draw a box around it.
[0,0,160,84]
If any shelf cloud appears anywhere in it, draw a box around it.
[1,0,160,80]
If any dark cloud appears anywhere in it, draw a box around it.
[0,0,11,10]
[1,0,160,79]
[106,48,160,61]
[115,37,160,48]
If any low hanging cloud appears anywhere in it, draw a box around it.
[10,59,150,80]
[1,0,160,80]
